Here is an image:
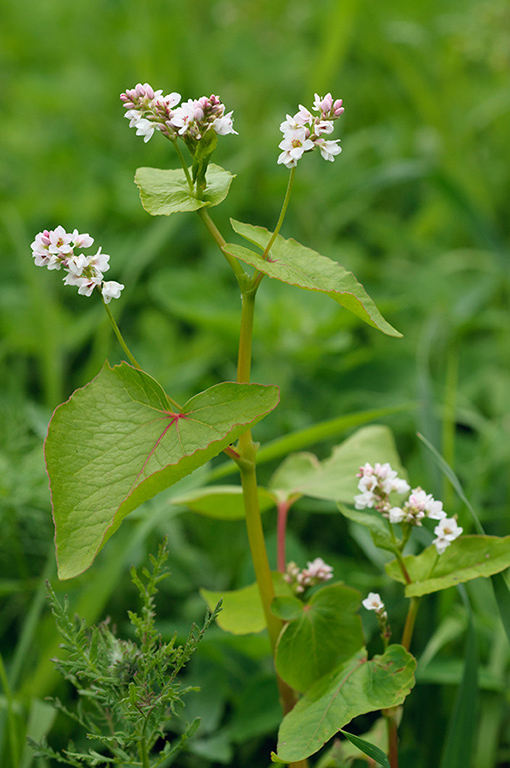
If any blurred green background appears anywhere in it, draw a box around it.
[1,0,510,765]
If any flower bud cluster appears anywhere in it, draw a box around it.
[354,462,463,554]
[277,93,344,169]
[284,557,334,595]
[120,83,237,143]
[31,226,124,303]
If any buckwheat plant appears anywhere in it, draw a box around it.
[36,83,510,768]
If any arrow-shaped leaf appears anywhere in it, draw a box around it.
[223,220,401,337]
[276,645,416,763]
[135,163,235,216]
[269,425,406,505]
[45,362,279,579]
[385,536,510,597]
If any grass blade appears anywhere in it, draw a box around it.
[439,586,479,768]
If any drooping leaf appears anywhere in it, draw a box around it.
[45,363,279,579]
[275,584,364,692]
[269,425,406,506]
[339,730,390,768]
[339,505,398,554]
[170,485,275,519]
[200,573,292,635]
[223,220,401,337]
[135,163,234,216]
[276,645,416,763]
[385,536,510,597]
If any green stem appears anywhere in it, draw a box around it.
[401,597,420,651]
[171,139,194,191]
[383,708,399,768]
[101,296,141,369]
[102,295,182,412]
[262,167,296,260]
[197,207,247,284]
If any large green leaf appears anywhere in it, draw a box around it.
[135,163,234,215]
[223,220,401,337]
[274,583,364,692]
[276,645,416,763]
[170,484,275,519]
[45,363,279,579]
[269,425,406,506]
[200,573,291,635]
[385,536,510,597]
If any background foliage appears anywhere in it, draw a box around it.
[1,0,509,765]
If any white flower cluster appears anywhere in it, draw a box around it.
[120,83,237,144]
[362,592,387,617]
[284,557,333,595]
[354,462,463,554]
[31,226,124,303]
[277,93,344,169]
[354,462,411,514]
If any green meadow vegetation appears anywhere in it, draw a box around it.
[1,0,510,766]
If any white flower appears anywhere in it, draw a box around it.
[433,517,463,554]
[407,488,446,521]
[314,138,342,162]
[134,118,157,142]
[354,490,376,510]
[362,592,385,613]
[102,280,125,303]
[65,253,90,276]
[388,506,406,524]
[88,246,110,274]
[213,111,238,136]
[71,230,94,249]
[277,127,315,168]
[48,225,74,255]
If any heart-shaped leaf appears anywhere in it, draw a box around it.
[269,425,406,506]
[45,363,279,579]
[275,584,364,692]
[276,645,416,763]
[223,220,401,337]
[135,163,235,216]
[200,573,292,635]
[385,536,510,597]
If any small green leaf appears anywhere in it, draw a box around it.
[170,485,275,519]
[276,645,416,762]
[339,730,390,768]
[46,363,279,579]
[385,536,510,597]
[192,128,218,188]
[275,584,364,692]
[269,425,406,505]
[339,505,398,554]
[223,220,401,337]
[135,163,235,216]
[200,573,292,635]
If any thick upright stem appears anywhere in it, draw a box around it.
[401,597,420,651]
